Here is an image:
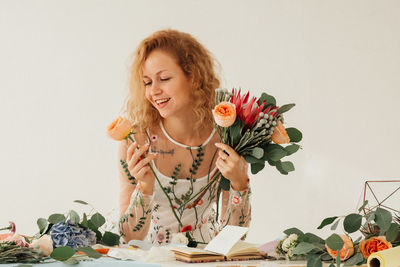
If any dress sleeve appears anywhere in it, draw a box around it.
[117,135,154,242]
[218,185,252,229]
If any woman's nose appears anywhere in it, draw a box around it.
[149,81,162,95]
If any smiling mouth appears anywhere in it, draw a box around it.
[154,98,171,106]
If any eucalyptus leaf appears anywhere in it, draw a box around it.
[69,210,80,224]
[90,213,106,228]
[343,253,365,266]
[284,227,304,236]
[386,223,399,242]
[281,161,295,172]
[259,93,276,106]
[74,200,88,205]
[293,242,316,255]
[251,147,264,159]
[374,207,392,231]
[284,144,300,155]
[48,213,66,224]
[50,246,76,261]
[77,247,102,259]
[330,219,340,231]
[244,155,263,164]
[343,213,362,233]
[37,218,48,233]
[251,162,265,174]
[102,231,120,246]
[358,200,368,212]
[265,147,287,161]
[278,103,296,114]
[317,216,338,229]
[286,128,303,142]
[306,255,322,267]
[276,161,289,175]
[365,212,375,223]
[304,233,325,244]
[80,213,88,228]
[325,234,344,251]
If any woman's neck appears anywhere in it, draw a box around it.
[161,115,212,147]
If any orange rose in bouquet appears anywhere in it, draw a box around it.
[212,101,236,127]
[359,236,392,259]
[271,121,290,144]
[107,116,132,141]
[325,234,354,261]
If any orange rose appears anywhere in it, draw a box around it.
[359,236,392,259]
[107,116,132,141]
[271,121,290,144]
[30,234,53,256]
[325,234,354,261]
[212,102,236,127]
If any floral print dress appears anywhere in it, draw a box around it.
[119,122,251,245]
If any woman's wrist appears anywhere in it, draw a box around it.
[230,176,249,191]
[138,180,154,195]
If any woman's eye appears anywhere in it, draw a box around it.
[160,77,171,82]
[144,81,152,86]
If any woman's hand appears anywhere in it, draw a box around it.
[215,143,249,191]
[127,142,158,195]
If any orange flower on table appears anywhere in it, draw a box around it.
[359,236,392,259]
[325,234,354,261]
[271,121,290,144]
[212,102,236,127]
[107,116,132,141]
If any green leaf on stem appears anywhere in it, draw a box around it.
[229,120,243,146]
[343,213,362,233]
[304,233,325,244]
[276,161,289,175]
[90,213,106,228]
[37,218,47,233]
[358,200,368,212]
[77,247,102,259]
[50,246,76,261]
[293,242,316,255]
[386,223,399,242]
[306,255,322,267]
[280,161,295,172]
[343,253,365,266]
[278,103,296,114]
[325,234,344,251]
[374,207,392,232]
[259,93,276,106]
[330,219,340,231]
[80,213,88,228]
[286,128,303,142]
[69,210,80,224]
[251,162,265,174]
[284,227,304,236]
[317,216,338,229]
[102,231,120,246]
[244,155,263,164]
[284,144,300,155]
[48,214,66,224]
[74,200,88,205]
[265,145,287,161]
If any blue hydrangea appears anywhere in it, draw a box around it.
[50,221,96,250]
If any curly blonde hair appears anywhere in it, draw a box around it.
[126,29,220,133]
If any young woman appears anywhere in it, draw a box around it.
[118,29,251,245]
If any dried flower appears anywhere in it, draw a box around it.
[30,235,53,256]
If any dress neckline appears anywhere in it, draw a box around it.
[159,121,216,149]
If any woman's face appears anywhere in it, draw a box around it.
[143,50,193,119]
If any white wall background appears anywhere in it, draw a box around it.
[1,0,399,244]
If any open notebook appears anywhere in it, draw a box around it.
[170,226,262,263]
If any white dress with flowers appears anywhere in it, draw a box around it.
[119,122,251,245]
